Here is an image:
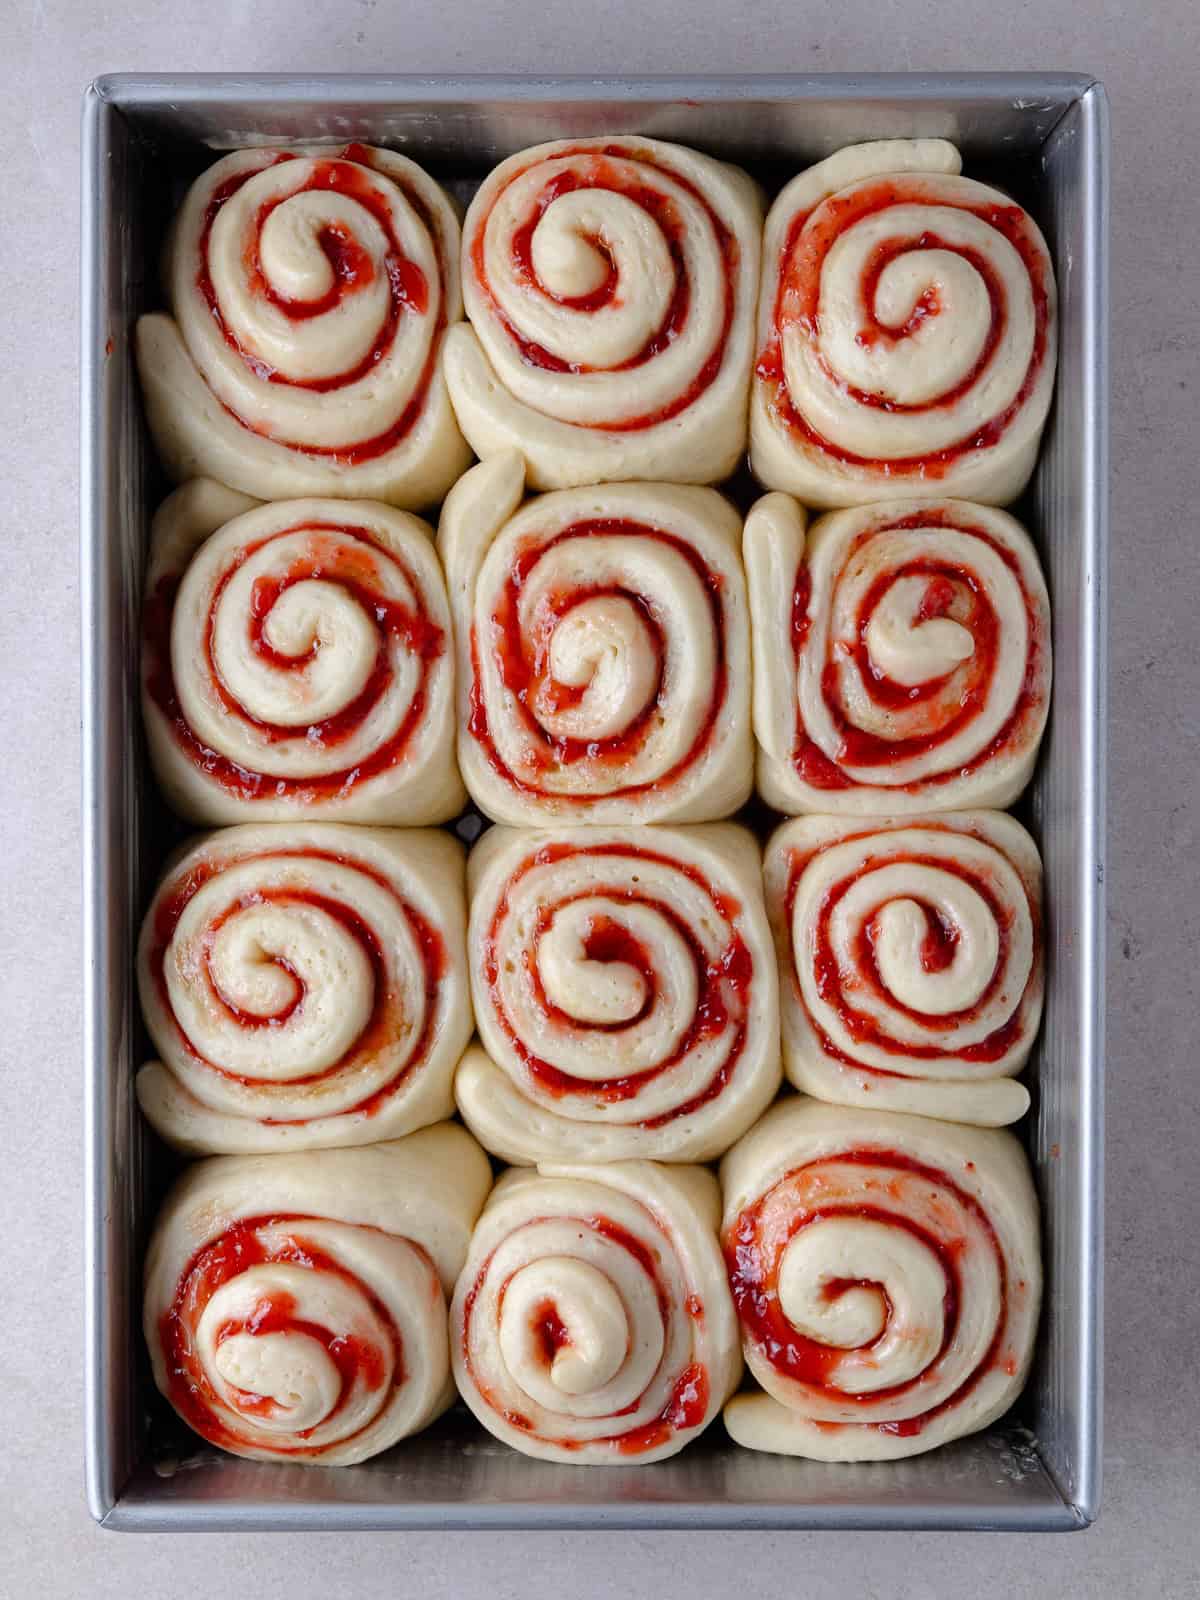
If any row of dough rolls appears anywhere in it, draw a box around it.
[142,463,1051,826]
[136,138,1056,510]
[135,808,1042,1158]
[143,1124,738,1467]
[144,1101,1040,1467]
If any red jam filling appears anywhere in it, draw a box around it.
[159,1216,402,1456]
[192,148,445,463]
[788,509,1045,791]
[725,1149,1008,1437]
[148,844,445,1123]
[757,178,1051,474]
[144,522,444,804]
[467,519,727,803]
[481,840,751,1123]
[470,144,740,431]
[462,1212,708,1454]
[782,840,1038,1070]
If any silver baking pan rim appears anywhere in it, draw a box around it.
[82,72,1107,1532]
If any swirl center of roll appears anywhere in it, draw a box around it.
[257,191,385,309]
[499,1257,633,1398]
[530,196,618,299]
[213,1329,339,1431]
[536,594,660,741]
[538,904,650,1025]
[222,574,381,726]
[180,896,376,1081]
[776,1215,946,1394]
[526,895,698,1073]
[196,1257,394,1438]
[821,234,993,407]
[836,864,999,1017]
[863,574,975,686]
[490,163,685,373]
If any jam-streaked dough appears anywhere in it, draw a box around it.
[451,1159,740,1463]
[751,140,1057,508]
[136,823,471,1154]
[764,812,1043,1127]
[438,453,752,825]
[745,493,1050,815]
[456,823,781,1163]
[720,1097,1041,1460]
[135,144,470,509]
[144,1125,491,1466]
[445,136,762,488]
[142,482,464,825]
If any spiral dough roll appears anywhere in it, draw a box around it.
[457,824,781,1164]
[135,144,470,508]
[144,1126,491,1465]
[764,812,1043,1126]
[745,492,1050,814]
[439,454,752,825]
[751,140,1057,508]
[452,1160,740,1463]
[142,483,464,825]
[136,823,472,1154]
[444,136,762,488]
[721,1098,1041,1460]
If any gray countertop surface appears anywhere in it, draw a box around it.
[4,2,1198,1594]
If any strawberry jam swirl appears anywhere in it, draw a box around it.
[467,518,729,805]
[480,840,754,1128]
[758,175,1053,475]
[144,518,445,806]
[143,843,445,1126]
[779,820,1042,1086]
[459,1210,709,1456]
[724,1148,1011,1439]
[188,146,447,463]
[450,1157,740,1467]
[789,508,1048,796]
[159,1215,405,1458]
[468,144,739,430]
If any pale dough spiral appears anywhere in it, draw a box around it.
[451,1160,740,1463]
[136,822,471,1153]
[142,482,464,825]
[721,1097,1041,1460]
[745,492,1050,814]
[751,140,1057,508]
[445,136,762,488]
[144,1126,491,1465]
[764,812,1043,1126]
[438,453,752,825]
[456,823,780,1163]
[135,144,470,508]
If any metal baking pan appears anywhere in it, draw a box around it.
[82,72,1107,1531]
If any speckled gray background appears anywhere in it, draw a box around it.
[3,1,1198,1593]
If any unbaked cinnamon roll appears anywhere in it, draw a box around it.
[456,823,780,1163]
[745,492,1050,814]
[136,144,470,508]
[142,483,463,825]
[445,136,762,487]
[136,823,471,1153]
[439,454,752,824]
[764,811,1043,1126]
[452,1160,740,1462]
[752,140,1057,507]
[144,1125,491,1465]
[721,1098,1041,1460]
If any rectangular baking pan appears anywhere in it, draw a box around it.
[82,72,1107,1531]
